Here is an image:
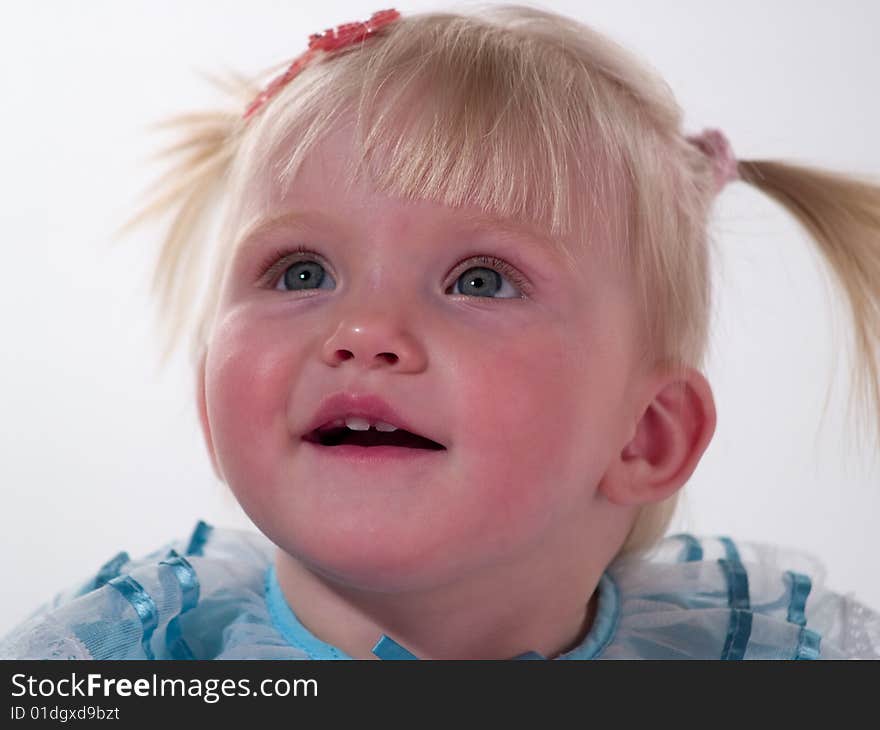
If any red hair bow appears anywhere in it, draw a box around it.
[243,9,401,121]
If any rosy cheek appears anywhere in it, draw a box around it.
[205,312,292,506]
[452,328,586,514]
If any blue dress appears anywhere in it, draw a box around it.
[1,520,877,659]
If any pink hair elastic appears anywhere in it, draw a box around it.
[686,128,739,194]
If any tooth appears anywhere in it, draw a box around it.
[344,416,371,431]
[374,421,398,432]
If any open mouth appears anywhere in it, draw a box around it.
[303,425,446,451]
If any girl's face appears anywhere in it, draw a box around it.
[200,121,643,591]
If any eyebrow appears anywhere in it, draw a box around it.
[233,208,565,256]
[233,210,339,255]
[451,210,563,248]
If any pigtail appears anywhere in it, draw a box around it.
[113,70,259,371]
[737,160,880,454]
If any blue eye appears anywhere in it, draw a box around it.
[275,259,335,292]
[450,265,520,298]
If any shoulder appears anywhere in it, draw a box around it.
[0,521,300,660]
[600,533,879,660]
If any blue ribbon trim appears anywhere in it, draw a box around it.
[371,636,546,660]
[186,521,212,556]
[718,537,750,610]
[784,571,811,626]
[159,551,200,660]
[719,536,743,565]
[567,572,619,660]
[372,635,419,660]
[784,571,821,659]
[718,557,750,611]
[720,609,753,661]
[264,566,351,659]
[107,575,158,660]
[793,628,821,660]
[718,537,752,660]
[673,533,704,562]
[92,551,130,590]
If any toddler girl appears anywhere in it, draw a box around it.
[3,3,879,660]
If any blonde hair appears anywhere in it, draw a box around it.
[118,3,880,555]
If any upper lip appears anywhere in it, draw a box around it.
[301,392,447,448]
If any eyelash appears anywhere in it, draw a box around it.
[255,244,533,297]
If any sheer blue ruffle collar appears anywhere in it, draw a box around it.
[4,521,873,660]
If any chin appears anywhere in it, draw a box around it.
[272,520,481,594]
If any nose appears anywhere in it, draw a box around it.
[320,315,428,372]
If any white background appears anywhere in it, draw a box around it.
[1,0,878,633]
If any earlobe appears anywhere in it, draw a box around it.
[196,351,223,481]
[600,368,717,507]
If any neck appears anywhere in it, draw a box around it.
[272,511,628,659]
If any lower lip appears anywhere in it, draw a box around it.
[302,440,447,465]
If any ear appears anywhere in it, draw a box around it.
[196,350,224,481]
[598,367,716,507]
